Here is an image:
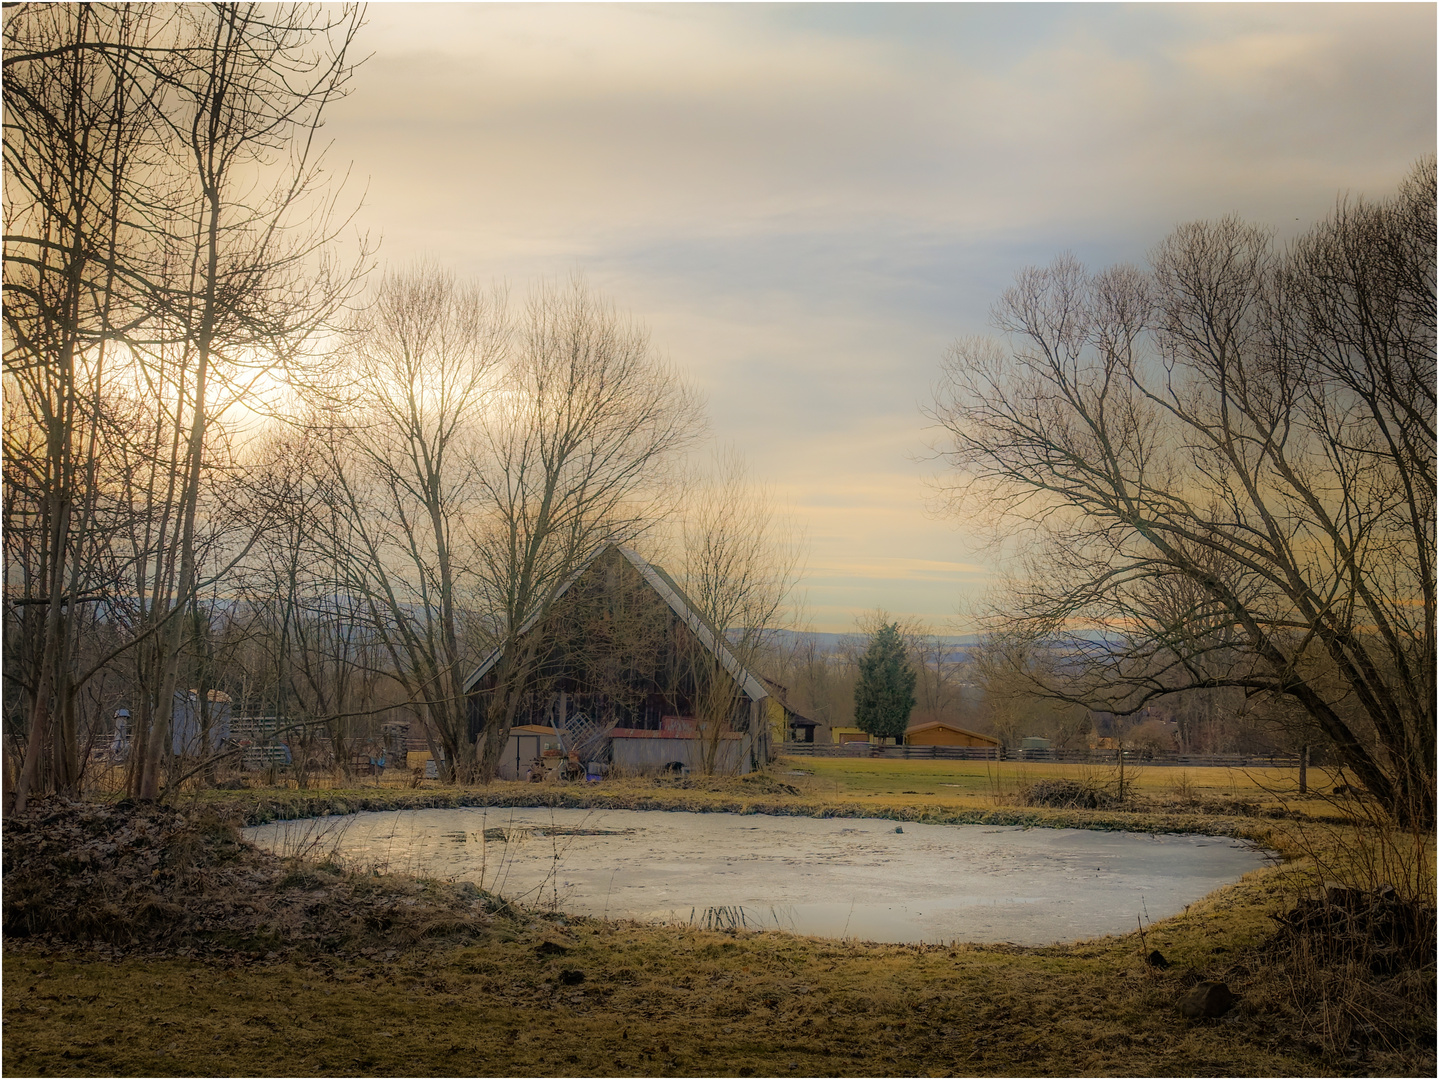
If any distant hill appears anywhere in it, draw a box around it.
[754,628,1122,661]
[758,629,984,658]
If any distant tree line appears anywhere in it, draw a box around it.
[763,621,1307,757]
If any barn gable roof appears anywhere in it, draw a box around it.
[904,720,1000,744]
[461,544,769,703]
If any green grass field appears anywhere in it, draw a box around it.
[776,755,1343,819]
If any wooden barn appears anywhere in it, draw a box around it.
[463,544,770,776]
[903,721,1001,749]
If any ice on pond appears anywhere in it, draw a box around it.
[244,807,1270,945]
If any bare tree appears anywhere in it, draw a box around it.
[967,633,1093,750]
[929,159,1435,826]
[673,448,803,772]
[2,3,174,808]
[132,2,368,801]
[2,2,368,809]
[321,263,508,783]
[229,422,390,785]
[903,622,963,726]
[764,628,855,739]
[469,277,703,780]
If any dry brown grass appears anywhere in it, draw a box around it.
[0,897,1363,1076]
[5,772,1434,1077]
[6,864,1430,1078]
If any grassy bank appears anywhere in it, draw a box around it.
[4,766,1433,1077]
[167,760,1327,847]
[127,754,1349,841]
[5,862,1428,1078]
[785,757,1340,819]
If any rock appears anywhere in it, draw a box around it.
[533,938,570,956]
[894,826,904,834]
[1178,981,1236,1019]
[1145,949,1170,969]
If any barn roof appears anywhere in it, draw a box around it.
[904,720,1000,744]
[461,543,769,703]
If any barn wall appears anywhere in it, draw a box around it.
[611,734,752,775]
[905,727,999,748]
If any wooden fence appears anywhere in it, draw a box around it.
[780,743,1300,768]
[781,743,999,761]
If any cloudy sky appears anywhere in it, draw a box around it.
[324,2,1435,632]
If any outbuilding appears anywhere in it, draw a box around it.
[463,544,770,776]
[760,676,818,744]
[903,721,1001,749]
[496,724,562,781]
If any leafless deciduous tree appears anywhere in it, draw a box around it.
[469,278,703,780]
[230,422,389,785]
[3,2,368,810]
[674,449,803,771]
[929,159,1435,826]
[321,263,508,783]
[3,2,171,809]
[131,1,367,802]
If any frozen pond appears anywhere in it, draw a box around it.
[244,807,1270,945]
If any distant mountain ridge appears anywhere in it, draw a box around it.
[758,629,984,654]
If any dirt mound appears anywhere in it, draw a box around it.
[2,798,508,957]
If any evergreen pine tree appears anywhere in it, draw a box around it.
[853,623,917,743]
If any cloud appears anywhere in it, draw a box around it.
[326,2,1434,630]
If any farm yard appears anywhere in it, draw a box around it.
[773,757,1337,819]
[5,3,1434,1077]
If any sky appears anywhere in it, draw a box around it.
[322,2,1436,633]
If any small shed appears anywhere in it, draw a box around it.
[787,716,818,743]
[497,724,562,781]
[903,721,1001,749]
[172,689,231,756]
